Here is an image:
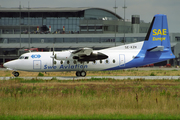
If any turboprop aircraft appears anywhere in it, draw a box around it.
[3,14,175,77]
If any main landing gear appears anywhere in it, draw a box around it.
[76,71,86,77]
[12,71,19,77]
[75,61,87,77]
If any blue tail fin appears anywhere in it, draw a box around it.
[139,14,175,63]
[144,14,171,50]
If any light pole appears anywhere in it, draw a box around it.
[122,0,127,45]
[28,1,30,49]
[19,2,21,48]
[113,0,118,46]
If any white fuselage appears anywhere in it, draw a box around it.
[4,42,144,72]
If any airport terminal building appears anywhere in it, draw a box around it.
[0,7,180,66]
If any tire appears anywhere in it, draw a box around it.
[76,71,81,77]
[80,71,86,77]
[14,72,19,77]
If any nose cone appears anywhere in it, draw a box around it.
[3,62,9,68]
[3,61,16,69]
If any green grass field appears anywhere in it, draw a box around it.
[1,69,180,77]
[0,78,180,119]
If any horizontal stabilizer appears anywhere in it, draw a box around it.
[147,46,164,52]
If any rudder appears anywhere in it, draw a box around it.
[144,14,171,50]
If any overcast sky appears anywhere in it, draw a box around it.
[1,0,180,33]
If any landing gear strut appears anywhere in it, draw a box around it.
[76,71,86,77]
[12,71,19,77]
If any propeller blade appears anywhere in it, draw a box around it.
[53,45,54,55]
[52,44,55,68]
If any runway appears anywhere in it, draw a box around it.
[1,67,180,71]
[1,67,180,80]
[1,76,180,80]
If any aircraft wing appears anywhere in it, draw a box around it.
[72,48,93,56]
[72,48,108,61]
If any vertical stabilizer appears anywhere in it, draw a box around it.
[144,14,171,50]
[136,14,175,64]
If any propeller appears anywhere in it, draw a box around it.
[50,44,56,68]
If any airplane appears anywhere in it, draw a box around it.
[3,14,175,77]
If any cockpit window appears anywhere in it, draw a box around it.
[19,56,24,59]
[19,56,29,59]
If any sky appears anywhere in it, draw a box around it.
[1,0,180,33]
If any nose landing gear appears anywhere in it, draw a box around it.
[12,71,19,77]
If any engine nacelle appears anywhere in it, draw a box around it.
[55,51,72,60]
[74,52,108,61]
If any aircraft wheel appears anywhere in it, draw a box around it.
[13,72,19,77]
[80,71,86,77]
[76,71,81,77]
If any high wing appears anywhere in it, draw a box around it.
[72,48,108,62]
[72,48,93,56]
[53,47,108,62]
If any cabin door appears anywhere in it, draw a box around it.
[119,54,125,67]
[33,60,41,69]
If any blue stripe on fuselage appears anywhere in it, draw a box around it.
[105,48,174,71]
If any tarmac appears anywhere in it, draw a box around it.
[0,67,180,71]
[0,67,180,80]
[0,76,180,80]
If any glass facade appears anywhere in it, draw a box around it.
[84,9,119,20]
[0,17,82,33]
[0,8,121,34]
[0,9,121,34]
[0,10,85,34]
[175,37,180,42]
[0,37,145,44]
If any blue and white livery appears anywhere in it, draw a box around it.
[3,14,175,77]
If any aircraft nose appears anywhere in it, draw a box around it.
[3,62,9,68]
[3,61,15,69]
[3,62,10,68]
[3,60,20,69]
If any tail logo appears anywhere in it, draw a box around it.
[152,29,167,41]
[153,37,166,41]
[153,29,167,36]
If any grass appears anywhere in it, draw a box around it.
[1,69,180,77]
[150,72,156,76]
[0,79,180,119]
[1,114,180,120]
[1,69,180,119]
[38,72,44,76]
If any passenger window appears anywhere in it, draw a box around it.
[25,56,29,59]
[60,61,63,64]
[106,60,108,63]
[113,59,115,63]
[100,60,102,63]
[67,60,70,64]
[73,60,77,64]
